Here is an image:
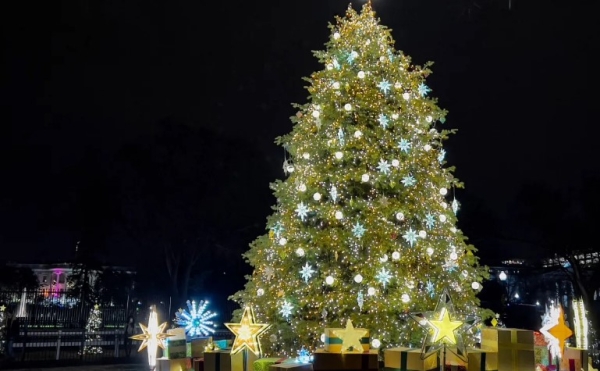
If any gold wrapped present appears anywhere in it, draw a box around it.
[205,350,232,371]
[157,357,193,371]
[561,347,588,371]
[383,347,438,371]
[313,348,378,371]
[481,328,534,371]
[467,348,498,371]
[232,349,259,371]
[445,349,467,367]
[324,328,370,353]
[190,336,214,358]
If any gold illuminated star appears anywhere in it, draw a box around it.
[428,307,463,344]
[0,305,6,312]
[548,306,573,356]
[130,305,173,369]
[225,306,270,356]
[333,319,368,352]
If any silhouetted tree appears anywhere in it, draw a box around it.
[0,264,39,291]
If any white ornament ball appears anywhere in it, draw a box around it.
[426,247,434,256]
[426,115,433,123]
[367,287,376,296]
[379,56,385,62]
[392,113,399,119]
[354,274,363,283]
[354,130,362,138]
[344,103,352,111]
[327,64,333,70]
[335,211,344,220]
[302,152,310,159]
[471,282,481,290]
[320,334,326,343]
[361,174,370,182]
[424,144,432,152]
[379,254,388,262]
[392,251,400,260]
[396,212,405,221]
[401,294,410,303]
[450,252,458,260]
[257,288,264,296]
[298,184,307,192]
[440,187,448,195]
[406,280,415,289]
[333,81,340,90]
[286,165,295,173]
[365,39,371,45]
[402,92,410,100]
[439,214,447,222]
[313,192,322,201]
[279,238,287,246]
[419,230,427,238]
[312,110,320,118]
[270,334,278,342]
[358,71,365,79]
[441,202,448,209]
[335,151,343,159]
[325,276,334,285]
[394,82,402,89]
[333,32,340,40]
[296,247,305,257]
[392,159,400,167]
[372,339,381,349]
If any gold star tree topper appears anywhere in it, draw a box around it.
[225,306,270,356]
[333,319,368,352]
[130,305,173,369]
[411,289,479,361]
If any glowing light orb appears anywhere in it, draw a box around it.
[174,300,217,338]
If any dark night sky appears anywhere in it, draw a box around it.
[0,0,598,269]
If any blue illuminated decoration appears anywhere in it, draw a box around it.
[174,300,217,338]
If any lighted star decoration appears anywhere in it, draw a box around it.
[376,267,392,288]
[130,305,173,369]
[377,159,391,174]
[0,305,6,312]
[425,213,436,229]
[333,319,367,353]
[411,289,479,361]
[299,263,316,282]
[225,306,270,356]
[403,228,418,247]
[295,202,309,221]
[352,221,366,238]
[401,175,416,187]
[540,304,573,359]
[418,83,431,97]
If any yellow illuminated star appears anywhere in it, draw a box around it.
[548,306,573,356]
[225,306,270,356]
[130,305,173,369]
[428,307,463,344]
[0,305,6,312]
[333,319,368,352]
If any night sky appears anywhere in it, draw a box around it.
[1,0,598,273]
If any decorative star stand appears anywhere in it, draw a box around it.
[540,304,573,361]
[130,305,173,371]
[225,306,270,371]
[410,289,480,365]
[333,319,368,353]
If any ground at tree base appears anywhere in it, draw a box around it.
[8,364,147,371]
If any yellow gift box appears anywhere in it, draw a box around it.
[467,348,498,371]
[383,347,438,371]
[157,357,193,371]
[313,349,378,371]
[481,328,534,371]
[324,328,370,353]
[190,336,213,358]
[232,349,259,371]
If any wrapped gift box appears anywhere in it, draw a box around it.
[166,328,189,359]
[444,366,466,371]
[270,363,313,371]
[193,358,205,371]
[481,328,534,371]
[324,328,370,353]
[232,349,259,371]
[190,337,214,358]
[157,357,193,371]
[445,349,467,367]
[467,348,498,371]
[254,358,288,371]
[206,351,233,371]
[383,347,438,371]
[561,347,588,371]
[314,348,377,371]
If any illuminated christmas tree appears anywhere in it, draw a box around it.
[81,304,103,355]
[0,304,6,356]
[231,3,488,356]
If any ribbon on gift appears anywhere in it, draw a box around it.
[501,330,533,371]
[383,351,438,371]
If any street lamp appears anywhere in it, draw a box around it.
[499,271,507,281]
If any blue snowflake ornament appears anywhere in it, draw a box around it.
[271,222,284,238]
[376,268,392,288]
[398,139,411,153]
[378,114,389,129]
[425,213,435,229]
[426,281,435,297]
[378,80,392,94]
[330,185,338,203]
[295,202,309,221]
[418,83,431,97]
[300,263,315,283]
[347,51,358,64]
[280,300,293,318]
[352,221,366,238]
[174,300,217,338]
[377,159,391,175]
[403,228,418,247]
[338,128,345,146]
[452,199,459,214]
[401,175,416,187]
[333,58,340,70]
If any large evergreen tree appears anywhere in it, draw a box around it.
[232,3,488,356]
